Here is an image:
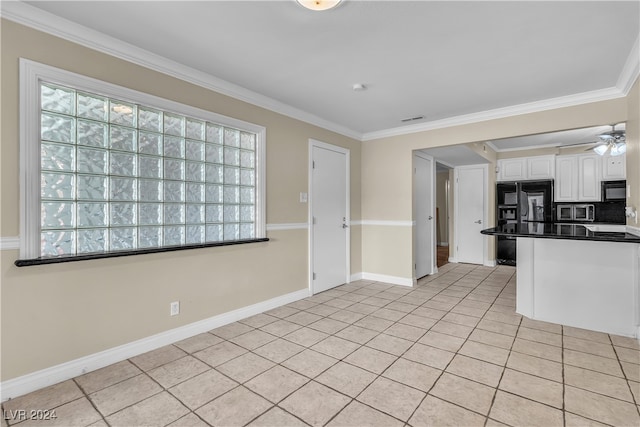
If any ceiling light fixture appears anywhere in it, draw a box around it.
[296,0,342,11]
[592,124,626,157]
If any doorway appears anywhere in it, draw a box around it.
[309,140,350,294]
[413,152,435,279]
[454,164,488,265]
[435,164,451,267]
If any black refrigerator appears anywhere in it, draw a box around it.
[496,180,554,265]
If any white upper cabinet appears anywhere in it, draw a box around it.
[527,155,555,180]
[602,154,626,180]
[497,155,555,181]
[555,155,578,202]
[555,153,602,202]
[578,154,601,201]
[497,158,527,181]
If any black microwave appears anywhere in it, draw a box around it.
[602,180,626,202]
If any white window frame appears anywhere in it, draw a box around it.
[19,58,266,260]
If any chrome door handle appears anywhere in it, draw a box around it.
[342,224,349,228]
[474,220,482,224]
[428,216,433,220]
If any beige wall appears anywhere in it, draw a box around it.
[627,79,640,226]
[1,17,638,384]
[0,20,362,380]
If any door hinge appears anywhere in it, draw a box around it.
[313,272,316,280]
[312,217,317,225]
[414,263,417,270]
[312,161,315,169]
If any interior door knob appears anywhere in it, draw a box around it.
[474,220,482,224]
[428,216,433,220]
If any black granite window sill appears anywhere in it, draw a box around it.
[14,238,270,267]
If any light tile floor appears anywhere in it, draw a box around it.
[3,263,640,426]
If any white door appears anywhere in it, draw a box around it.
[414,153,435,278]
[311,141,349,293]
[455,165,486,264]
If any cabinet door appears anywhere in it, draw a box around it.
[555,155,578,202]
[602,154,626,180]
[578,154,601,201]
[498,159,526,181]
[527,155,555,180]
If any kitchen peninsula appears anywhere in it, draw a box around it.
[482,223,640,337]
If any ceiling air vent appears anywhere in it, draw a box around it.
[401,116,424,123]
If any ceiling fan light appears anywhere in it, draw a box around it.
[593,144,608,156]
[296,0,342,11]
[610,142,626,156]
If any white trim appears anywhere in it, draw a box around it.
[0,288,310,402]
[354,220,415,227]
[309,139,351,295]
[350,272,364,282]
[0,237,21,251]
[487,140,591,153]
[20,59,267,258]
[413,151,437,277]
[617,35,640,95]
[362,87,625,141]
[3,2,638,145]
[626,225,640,237]
[484,260,497,268]
[359,272,415,287]
[266,223,309,231]
[1,1,361,141]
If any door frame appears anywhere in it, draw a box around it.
[453,164,490,265]
[308,139,351,295]
[413,151,437,278]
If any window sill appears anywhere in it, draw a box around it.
[14,238,270,267]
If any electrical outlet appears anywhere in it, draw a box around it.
[170,301,180,316]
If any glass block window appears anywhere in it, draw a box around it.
[21,60,265,260]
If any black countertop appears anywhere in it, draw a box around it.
[481,223,640,244]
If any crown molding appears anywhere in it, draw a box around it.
[362,86,625,141]
[0,1,362,141]
[617,34,640,95]
[2,1,638,145]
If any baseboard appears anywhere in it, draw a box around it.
[350,272,364,282]
[358,272,414,287]
[0,288,310,402]
[438,242,449,247]
[484,260,497,267]
[448,257,458,263]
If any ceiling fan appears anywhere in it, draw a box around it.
[589,124,626,156]
[558,124,627,156]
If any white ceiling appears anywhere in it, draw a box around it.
[9,0,639,142]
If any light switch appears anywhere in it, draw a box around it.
[300,192,308,203]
